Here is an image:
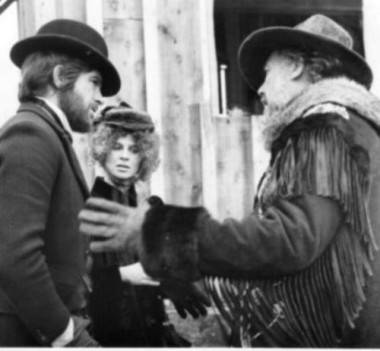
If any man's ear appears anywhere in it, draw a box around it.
[289,58,305,81]
[52,65,66,89]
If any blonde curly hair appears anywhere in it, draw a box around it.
[90,123,160,181]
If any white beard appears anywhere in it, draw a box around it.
[261,104,291,151]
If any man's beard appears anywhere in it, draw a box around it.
[58,89,91,133]
[261,103,290,151]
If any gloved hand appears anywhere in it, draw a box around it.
[67,315,100,347]
[160,279,211,319]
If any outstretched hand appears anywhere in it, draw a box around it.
[160,280,211,319]
[79,197,150,252]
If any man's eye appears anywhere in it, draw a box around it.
[92,78,101,87]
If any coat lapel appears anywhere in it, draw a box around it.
[18,102,90,198]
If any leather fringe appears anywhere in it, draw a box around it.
[205,125,377,346]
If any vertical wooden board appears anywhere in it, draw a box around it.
[199,102,218,217]
[251,116,270,193]
[86,0,103,33]
[215,115,254,219]
[142,0,165,199]
[18,0,57,36]
[199,0,219,117]
[142,0,218,209]
[103,0,146,110]
[155,0,202,205]
[56,0,86,22]
[188,104,204,206]
[17,0,35,38]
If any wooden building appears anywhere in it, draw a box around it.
[1,0,380,220]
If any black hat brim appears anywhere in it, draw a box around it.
[238,27,373,91]
[10,34,120,96]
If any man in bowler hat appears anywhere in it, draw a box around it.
[0,19,120,346]
[79,14,380,347]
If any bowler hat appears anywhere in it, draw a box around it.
[94,102,155,132]
[238,14,373,91]
[10,19,120,96]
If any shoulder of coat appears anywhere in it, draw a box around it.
[303,102,350,120]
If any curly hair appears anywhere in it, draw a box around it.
[90,124,160,181]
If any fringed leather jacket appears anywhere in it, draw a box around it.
[140,77,380,347]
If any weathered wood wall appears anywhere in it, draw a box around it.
[103,0,146,110]
[215,113,254,219]
[141,0,219,213]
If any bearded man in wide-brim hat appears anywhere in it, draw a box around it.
[0,19,120,346]
[78,14,380,347]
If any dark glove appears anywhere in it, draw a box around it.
[67,315,100,347]
[160,279,211,319]
[141,196,208,282]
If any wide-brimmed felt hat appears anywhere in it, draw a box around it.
[10,19,120,96]
[238,14,373,91]
[94,102,155,132]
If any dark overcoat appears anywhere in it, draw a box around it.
[0,100,89,346]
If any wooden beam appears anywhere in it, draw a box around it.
[56,0,86,21]
[141,0,219,211]
[215,111,254,219]
[103,0,146,109]
[86,0,103,34]
[17,0,87,36]
[142,0,165,199]
[17,0,56,37]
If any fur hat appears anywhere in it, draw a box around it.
[94,102,155,132]
[238,14,373,91]
[10,19,120,96]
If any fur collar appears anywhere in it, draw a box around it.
[268,77,380,148]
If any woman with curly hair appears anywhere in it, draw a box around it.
[87,102,189,346]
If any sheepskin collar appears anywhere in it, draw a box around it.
[268,77,380,148]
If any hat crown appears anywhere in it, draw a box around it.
[96,106,154,132]
[295,14,353,49]
[37,19,108,57]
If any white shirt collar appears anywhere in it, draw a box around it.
[36,97,73,136]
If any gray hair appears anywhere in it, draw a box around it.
[277,49,346,83]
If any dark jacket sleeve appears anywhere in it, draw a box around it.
[198,194,343,279]
[0,119,70,344]
[141,193,343,282]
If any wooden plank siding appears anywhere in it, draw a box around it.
[215,113,254,219]
[103,0,146,110]
[141,0,219,211]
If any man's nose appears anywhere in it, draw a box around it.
[94,87,102,102]
[257,82,265,97]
